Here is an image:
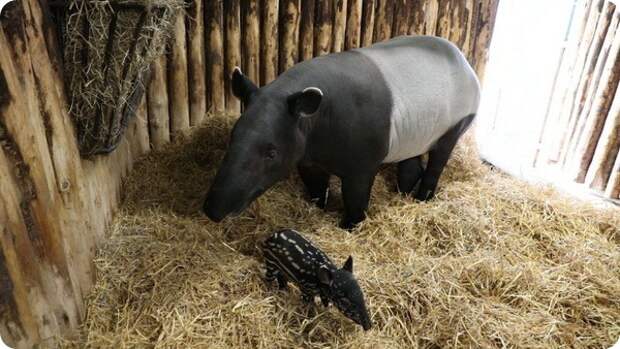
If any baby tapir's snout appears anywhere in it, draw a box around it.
[262,229,372,331]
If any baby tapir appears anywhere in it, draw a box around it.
[262,229,372,331]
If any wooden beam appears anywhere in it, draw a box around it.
[187,0,207,126]
[168,12,190,137]
[360,0,375,47]
[373,0,394,43]
[332,0,347,52]
[299,0,316,61]
[206,0,226,113]
[315,0,334,56]
[225,0,242,115]
[344,0,362,50]
[242,0,260,84]
[279,0,301,72]
[261,0,279,83]
[147,55,170,150]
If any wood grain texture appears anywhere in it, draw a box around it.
[187,0,207,126]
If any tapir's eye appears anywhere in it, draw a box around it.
[265,145,278,160]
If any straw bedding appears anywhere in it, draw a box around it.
[64,114,619,348]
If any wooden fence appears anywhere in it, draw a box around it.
[536,0,620,199]
[0,0,499,347]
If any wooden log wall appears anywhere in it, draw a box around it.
[0,0,500,347]
[537,0,620,199]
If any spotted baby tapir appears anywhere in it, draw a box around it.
[262,229,372,331]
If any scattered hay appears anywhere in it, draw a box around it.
[64,114,619,348]
[63,0,183,155]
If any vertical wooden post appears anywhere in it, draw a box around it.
[571,9,620,181]
[409,1,426,35]
[472,0,500,83]
[345,0,363,50]
[604,148,620,198]
[147,55,170,149]
[422,0,440,36]
[561,1,615,168]
[315,0,334,56]
[299,0,316,61]
[392,0,411,37]
[449,0,468,50]
[261,0,279,83]
[168,12,190,137]
[585,86,620,190]
[374,0,394,43]
[360,0,376,47]
[548,0,603,162]
[243,0,260,84]
[187,0,206,126]
[332,0,347,52]
[133,96,150,155]
[462,0,477,58]
[225,0,242,115]
[280,0,301,72]
[206,0,226,113]
[435,0,451,39]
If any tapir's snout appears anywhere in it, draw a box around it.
[202,196,225,222]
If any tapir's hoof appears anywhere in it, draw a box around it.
[414,187,435,201]
[339,219,360,231]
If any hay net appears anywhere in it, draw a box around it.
[62,0,183,156]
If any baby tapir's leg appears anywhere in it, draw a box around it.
[298,164,331,209]
[415,114,475,201]
[265,259,288,290]
[397,156,424,195]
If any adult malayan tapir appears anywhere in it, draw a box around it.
[203,36,480,229]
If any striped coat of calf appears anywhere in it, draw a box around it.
[262,229,371,330]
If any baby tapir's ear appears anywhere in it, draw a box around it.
[317,266,334,287]
[287,87,323,118]
[342,256,353,273]
[231,67,258,105]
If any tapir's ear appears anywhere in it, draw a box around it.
[342,256,353,273]
[317,266,334,286]
[287,87,323,118]
[231,67,258,104]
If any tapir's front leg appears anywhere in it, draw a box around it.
[298,164,331,209]
[340,173,377,230]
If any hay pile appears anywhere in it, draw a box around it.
[65,114,619,348]
[63,0,182,155]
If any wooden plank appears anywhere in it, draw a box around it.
[243,0,260,84]
[462,0,476,58]
[435,0,451,39]
[548,0,604,163]
[187,0,207,126]
[332,0,347,52]
[147,55,170,150]
[0,8,80,341]
[585,85,620,190]
[373,0,394,43]
[409,0,426,35]
[299,0,316,61]
[280,0,301,72]
[561,1,616,168]
[168,12,190,137]
[360,0,375,47]
[392,0,411,37]
[315,0,334,56]
[449,0,468,50]
[423,0,440,36]
[570,9,620,182]
[206,0,226,113]
[536,0,594,166]
[225,0,242,115]
[261,0,279,83]
[604,144,620,198]
[344,0,362,50]
[472,0,500,83]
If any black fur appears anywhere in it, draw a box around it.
[262,229,372,331]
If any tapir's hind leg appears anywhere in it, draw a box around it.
[397,156,424,195]
[415,114,475,201]
[298,164,331,209]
